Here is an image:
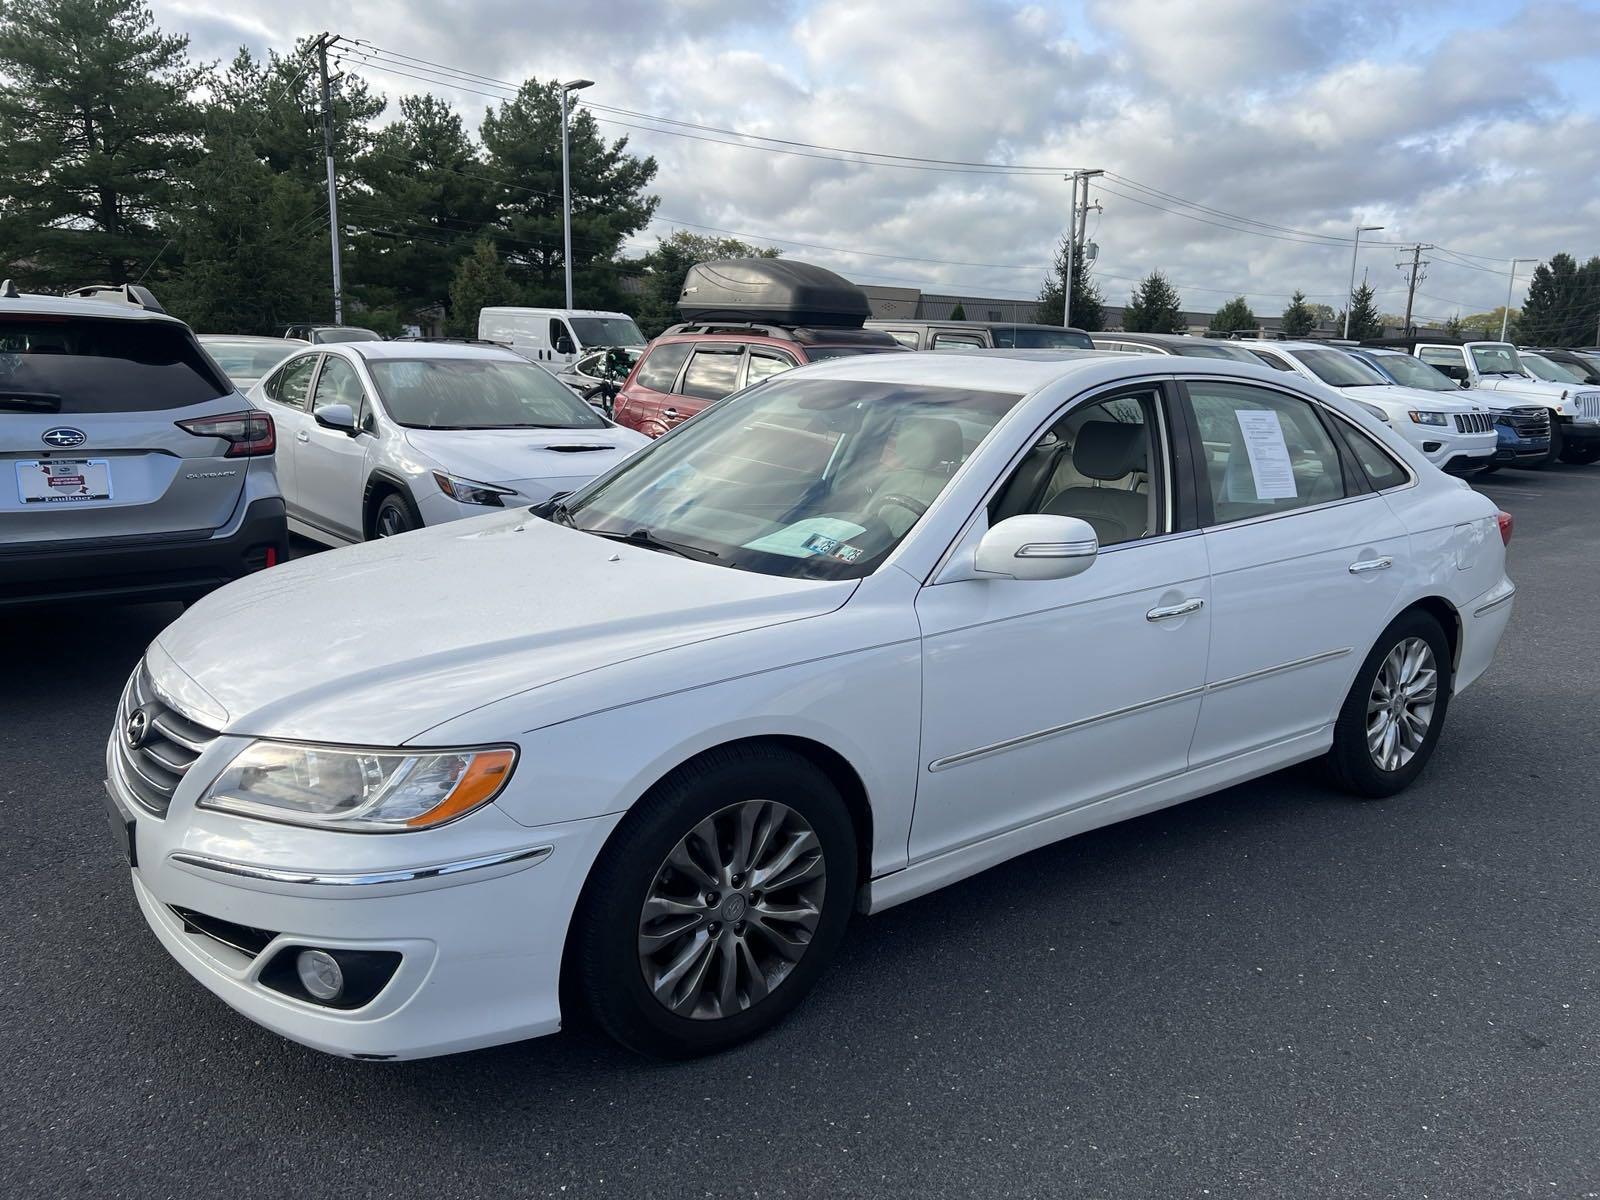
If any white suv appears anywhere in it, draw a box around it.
[249,341,649,544]
[1239,340,1497,474]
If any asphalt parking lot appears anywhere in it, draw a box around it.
[4,467,1598,1200]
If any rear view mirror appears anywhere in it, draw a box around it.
[313,403,357,435]
[973,514,1098,581]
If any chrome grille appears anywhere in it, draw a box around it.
[1453,411,1494,434]
[1499,406,1551,438]
[110,663,219,817]
[1575,393,1600,422]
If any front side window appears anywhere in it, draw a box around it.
[310,356,367,425]
[989,389,1167,547]
[679,347,744,400]
[267,355,319,411]
[1185,381,1353,526]
[366,358,606,430]
[634,342,692,392]
[0,317,231,414]
[560,377,1023,580]
[1469,344,1523,377]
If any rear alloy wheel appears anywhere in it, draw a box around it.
[568,745,856,1058]
[372,492,421,539]
[1558,443,1600,465]
[1325,610,1452,798]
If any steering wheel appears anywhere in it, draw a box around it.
[870,491,929,521]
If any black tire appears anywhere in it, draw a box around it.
[370,490,422,539]
[1541,418,1564,466]
[1558,443,1600,465]
[567,744,857,1059]
[1325,608,1453,798]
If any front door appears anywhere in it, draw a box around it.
[1178,377,1408,764]
[911,383,1212,862]
[295,355,372,542]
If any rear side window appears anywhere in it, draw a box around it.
[1248,349,1297,372]
[932,333,986,350]
[266,355,319,411]
[1339,421,1411,490]
[0,316,231,413]
[634,342,692,392]
[679,347,744,400]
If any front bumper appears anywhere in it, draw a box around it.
[0,495,287,607]
[1559,418,1600,446]
[103,729,622,1060]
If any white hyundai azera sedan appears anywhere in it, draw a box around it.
[102,351,1515,1060]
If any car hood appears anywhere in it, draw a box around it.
[150,511,855,745]
[1340,384,1475,412]
[405,426,650,494]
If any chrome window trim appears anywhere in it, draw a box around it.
[928,647,1352,772]
[168,844,553,887]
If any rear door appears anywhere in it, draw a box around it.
[255,353,321,519]
[294,354,372,542]
[0,313,250,546]
[615,341,693,437]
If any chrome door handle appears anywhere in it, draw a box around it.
[1146,598,1204,622]
[1348,557,1393,574]
[663,407,681,420]
[295,430,310,443]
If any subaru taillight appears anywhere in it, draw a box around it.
[1495,510,1513,546]
[175,409,275,457]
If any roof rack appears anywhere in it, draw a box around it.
[65,283,167,314]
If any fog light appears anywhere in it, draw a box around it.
[296,949,344,1001]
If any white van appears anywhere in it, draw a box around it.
[477,307,647,369]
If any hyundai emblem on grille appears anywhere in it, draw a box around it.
[41,427,87,448]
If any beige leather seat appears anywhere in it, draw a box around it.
[1042,420,1149,545]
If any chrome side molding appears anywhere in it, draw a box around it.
[169,844,553,888]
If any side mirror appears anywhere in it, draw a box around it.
[973,514,1098,581]
[555,336,576,355]
[1459,377,1471,389]
[313,402,357,435]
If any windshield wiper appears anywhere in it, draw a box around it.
[576,526,719,561]
[0,392,62,412]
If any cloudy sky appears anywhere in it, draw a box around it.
[158,0,1600,320]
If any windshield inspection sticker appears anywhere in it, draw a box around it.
[1233,409,1298,500]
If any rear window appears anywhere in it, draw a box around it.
[634,342,693,391]
[990,327,1094,350]
[0,316,231,413]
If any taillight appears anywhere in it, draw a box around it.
[175,409,275,457]
[1495,510,1513,545]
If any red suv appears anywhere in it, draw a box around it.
[613,322,904,438]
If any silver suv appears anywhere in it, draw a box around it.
[0,283,287,605]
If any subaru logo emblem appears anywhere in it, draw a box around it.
[42,427,86,448]
[124,706,153,751]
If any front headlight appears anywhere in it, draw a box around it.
[1407,410,1450,426]
[199,741,517,831]
[433,471,515,507]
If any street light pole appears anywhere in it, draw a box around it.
[560,79,594,311]
[1344,223,1384,339]
[1501,258,1537,342]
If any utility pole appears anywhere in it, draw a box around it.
[1399,243,1432,335]
[1501,258,1537,342]
[312,33,344,325]
[1061,168,1103,329]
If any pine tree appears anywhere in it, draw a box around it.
[1520,255,1575,345]
[0,0,204,287]
[1208,296,1256,335]
[949,302,967,321]
[1338,282,1384,340]
[1280,290,1317,337]
[447,240,520,335]
[1122,271,1184,333]
[480,80,658,307]
[1034,234,1104,331]
[1442,313,1465,339]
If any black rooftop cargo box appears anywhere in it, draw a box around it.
[677,259,871,328]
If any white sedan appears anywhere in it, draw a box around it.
[247,340,649,544]
[102,352,1514,1060]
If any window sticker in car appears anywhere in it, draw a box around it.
[743,517,868,559]
[1233,409,1298,500]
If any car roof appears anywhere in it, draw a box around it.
[0,292,185,324]
[330,340,528,363]
[1235,339,1350,353]
[200,333,308,344]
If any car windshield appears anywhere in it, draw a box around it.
[1294,347,1389,387]
[559,376,1023,580]
[1363,352,1457,392]
[569,316,646,348]
[203,340,295,383]
[368,358,608,429]
[0,316,231,412]
[315,328,383,343]
[1517,351,1584,384]
[990,327,1095,349]
[1470,344,1523,376]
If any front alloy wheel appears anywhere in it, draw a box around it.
[638,800,825,1020]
